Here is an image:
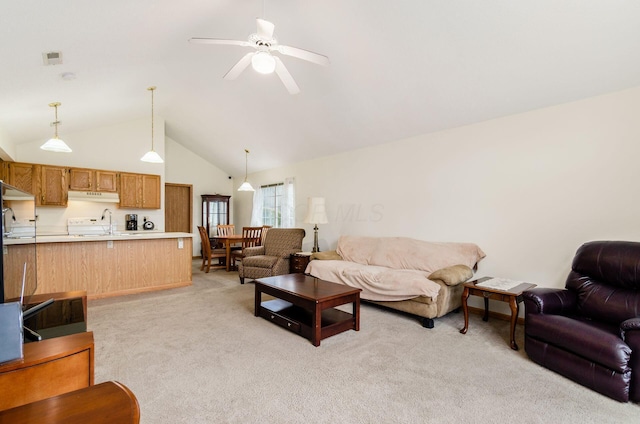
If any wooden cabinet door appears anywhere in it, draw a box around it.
[96,171,117,192]
[40,165,67,206]
[68,168,93,191]
[141,174,160,209]
[7,162,37,194]
[119,173,140,208]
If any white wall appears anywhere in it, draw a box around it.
[164,137,233,253]
[234,86,640,305]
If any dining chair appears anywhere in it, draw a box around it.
[217,224,235,236]
[231,226,263,269]
[197,226,226,272]
[260,225,272,246]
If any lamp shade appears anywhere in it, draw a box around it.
[41,137,72,153]
[238,181,255,192]
[140,150,164,163]
[303,197,328,224]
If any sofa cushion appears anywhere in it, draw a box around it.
[336,236,378,265]
[526,314,631,372]
[306,260,440,301]
[242,255,279,268]
[429,264,473,286]
[336,236,485,273]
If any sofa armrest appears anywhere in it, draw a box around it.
[428,265,473,286]
[243,246,265,257]
[523,288,577,316]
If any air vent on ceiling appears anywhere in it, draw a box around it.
[42,51,63,66]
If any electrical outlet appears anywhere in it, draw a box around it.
[2,246,7,255]
[107,240,114,249]
[178,238,184,249]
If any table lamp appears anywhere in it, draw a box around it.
[303,197,328,253]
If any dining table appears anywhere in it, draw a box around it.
[211,234,261,272]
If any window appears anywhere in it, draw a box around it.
[261,183,284,227]
[251,177,295,228]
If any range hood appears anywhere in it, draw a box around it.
[67,191,120,203]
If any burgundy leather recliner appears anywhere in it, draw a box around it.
[523,241,640,402]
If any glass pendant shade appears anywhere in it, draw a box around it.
[141,86,164,163]
[140,150,164,163]
[238,181,255,192]
[41,137,72,153]
[41,102,72,153]
[238,149,255,192]
[251,52,276,74]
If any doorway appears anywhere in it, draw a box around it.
[165,183,193,233]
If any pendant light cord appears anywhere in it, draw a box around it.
[244,149,250,180]
[148,86,156,150]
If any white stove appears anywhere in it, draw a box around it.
[67,217,111,236]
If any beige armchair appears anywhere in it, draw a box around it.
[238,228,305,284]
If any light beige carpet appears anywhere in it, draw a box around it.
[88,261,639,424]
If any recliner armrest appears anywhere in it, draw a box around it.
[243,246,265,257]
[621,318,640,352]
[523,288,577,315]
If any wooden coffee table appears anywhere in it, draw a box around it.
[254,274,361,346]
[459,277,536,350]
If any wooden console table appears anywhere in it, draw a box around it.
[0,331,95,411]
[0,381,139,423]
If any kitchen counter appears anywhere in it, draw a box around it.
[3,231,193,245]
[4,232,194,299]
[37,231,192,243]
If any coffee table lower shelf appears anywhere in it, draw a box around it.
[259,299,356,344]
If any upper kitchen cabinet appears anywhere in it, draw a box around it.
[119,172,160,209]
[5,162,37,195]
[39,165,68,206]
[3,162,67,206]
[69,168,118,192]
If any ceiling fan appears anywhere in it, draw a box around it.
[189,18,329,94]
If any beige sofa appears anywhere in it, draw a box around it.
[305,235,485,328]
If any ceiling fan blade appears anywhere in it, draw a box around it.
[274,45,329,67]
[274,56,300,95]
[256,18,275,40]
[223,53,254,80]
[189,38,252,47]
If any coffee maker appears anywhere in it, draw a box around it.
[125,214,138,231]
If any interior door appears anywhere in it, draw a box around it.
[164,183,192,233]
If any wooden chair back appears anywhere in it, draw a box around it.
[260,226,272,246]
[241,227,263,248]
[197,226,225,272]
[217,224,235,236]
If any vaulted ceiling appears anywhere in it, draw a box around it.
[2,1,640,177]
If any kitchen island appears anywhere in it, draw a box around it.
[5,232,193,299]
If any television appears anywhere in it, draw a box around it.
[0,181,52,340]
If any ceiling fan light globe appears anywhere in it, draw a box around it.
[41,137,72,153]
[251,52,276,74]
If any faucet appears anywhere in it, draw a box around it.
[101,208,113,235]
[2,207,15,237]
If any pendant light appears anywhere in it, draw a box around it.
[40,102,72,152]
[140,86,164,163]
[238,149,255,192]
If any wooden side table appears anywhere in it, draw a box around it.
[459,277,536,350]
[0,381,140,423]
[289,252,311,274]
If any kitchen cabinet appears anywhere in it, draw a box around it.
[69,168,118,192]
[3,162,67,206]
[5,162,37,194]
[119,172,160,209]
[39,165,68,206]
